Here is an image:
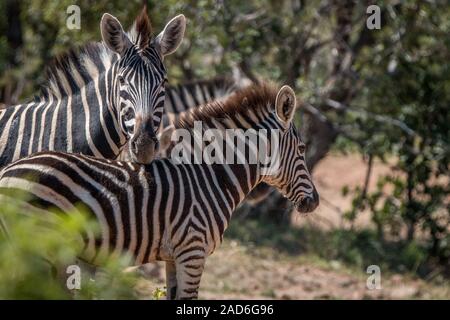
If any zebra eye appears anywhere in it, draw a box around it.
[118,76,126,86]
[299,144,306,153]
[121,107,135,133]
[122,108,134,122]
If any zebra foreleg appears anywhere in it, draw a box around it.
[165,260,177,300]
[175,256,205,300]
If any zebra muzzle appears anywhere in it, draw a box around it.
[129,134,158,164]
[296,189,319,214]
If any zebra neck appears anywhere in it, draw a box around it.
[198,141,265,217]
[67,71,126,158]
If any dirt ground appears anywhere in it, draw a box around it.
[135,153,450,300]
[136,242,450,300]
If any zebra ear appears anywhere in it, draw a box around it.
[155,14,186,57]
[275,85,297,124]
[101,13,133,55]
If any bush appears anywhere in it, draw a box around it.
[0,194,139,299]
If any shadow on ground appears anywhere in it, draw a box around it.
[225,212,447,280]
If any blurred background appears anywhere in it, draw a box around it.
[0,0,449,299]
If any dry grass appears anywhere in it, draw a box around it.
[135,241,450,300]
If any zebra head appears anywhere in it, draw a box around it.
[264,85,319,213]
[100,9,186,164]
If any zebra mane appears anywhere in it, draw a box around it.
[174,82,278,129]
[127,5,153,50]
[39,42,116,100]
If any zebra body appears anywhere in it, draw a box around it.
[0,83,319,299]
[0,8,186,168]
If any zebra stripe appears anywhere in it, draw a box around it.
[165,77,236,114]
[0,83,319,299]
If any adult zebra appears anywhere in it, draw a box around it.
[0,83,319,299]
[0,8,186,168]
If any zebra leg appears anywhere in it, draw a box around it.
[174,256,205,300]
[165,261,177,300]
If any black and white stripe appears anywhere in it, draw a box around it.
[0,83,319,299]
[119,75,272,206]
[163,77,274,205]
[118,77,237,161]
[161,77,273,205]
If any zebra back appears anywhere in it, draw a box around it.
[165,77,237,114]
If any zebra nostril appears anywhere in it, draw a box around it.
[303,197,311,207]
[312,189,319,206]
[298,194,318,213]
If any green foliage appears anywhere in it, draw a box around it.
[339,1,450,267]
[0,196,83,299]
[152,287,167,300]
[0,0,339,97]
[76,259,139,300]
[0,195,139,299]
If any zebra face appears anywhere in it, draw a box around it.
[115,52,167,164]
[278,124,319,213]
[265,86,319,213]
[101,9,186,164]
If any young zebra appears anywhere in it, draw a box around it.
[0,83,319,299]
[0,8,186,168]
